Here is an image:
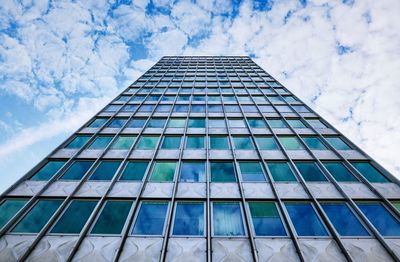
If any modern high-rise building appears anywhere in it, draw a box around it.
[0,56,400,262]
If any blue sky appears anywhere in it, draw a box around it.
[0,0,399,193]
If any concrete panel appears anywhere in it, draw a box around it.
[166,238,206,262]
[176,183,206,198]
[212,239,252,262]
[373,183,400,199]
[109,182,141,197]
[9,181,47,196]
[210,183,240,198]
[307,183,343,199]
[143,183,174,198]
[72,237,120,262]
[242,183,274,199]
[275,183,308,199]
[27,236,78,262]
[343,238,393,262]
[0,235,36,261]
[119,237,163,262]
[42,181,79,197]
[299,239,346,262]
[339,183,378,199]
[255,239,300,262]
[76,182,110,197]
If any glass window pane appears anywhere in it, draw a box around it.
[213,202,245,236]
[107,118,128,128]
[307,119,327,129]
[233,137,254,150]
[211,162,236,182]
[188,118,205,128]
[12,199,63,233]
[136,136,159,149]
[268,119,287,128]
[255,137,279,150]
[150,162,177,182]
[267,162,297,182]
[180,162,206,182]
[210,136,229,149]
[89,161,121,181]
[30,161,66,181]
[209,119,226,128]
[88,118,108,128]
[111,136,136,150]
[186,136,204,149]
[173,202,204,236]
[168,118,186,128]
[132,201,168,235]
[91,201,132,234]
[321,203,369,236]
[279,137,304,150]
[161,136,181,149]
[239,162,265,181]
[325,137,351,150]
[229,119,246,128]
[65,135,91,149]
[249,202,286,236]
[351,162,389,183]
[302,137,328,150]
[357,202,400,236]
[127,118,147,128]
[295,162,327,182]
[322,162,358,182]
[120,161,149,181]
[0,199,28,229]
[60,161,94,180]
[51,200,97,234]
[248,119,266,128]
[147,118,166,128]
[285,202,328,236]
[88,136,113,149]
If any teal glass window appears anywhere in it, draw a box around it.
[325,137,352,150]
[161,136,181,149]
[295,162,327,182]
[307,119,327,129]
[168,118,186,128]
[186,136,204,149]
[267,162,297,182]
[285,202,328,236]
[248,118,267,128]
[111,136,136,150]
[322,162,358,182]
[249,202,286,236]
[180,162,206,182]
[188,118,205,128]
[209,119,226,128]
[150,162,177,182]
[302,137,328,150]
[238,162,265,181]
[0,199,28,229]
[136,136,159,149]
[30,161,66,181]
[321,202,369,236]
[51,200,97,234]
[107,118,128,128]
[12,199,63,233]
[233,137,254,150]
[146,118,166,128]
[211,162,236,182]
[127,118,147,128]
[88,118,108,128]
[119,161,149,181]
[287,119,307,128]
[267,119,287,128]
[279,136,304,150]
[91,201,132,234]
[351,162,389,183]
[88,136,113,149]
[132,201,168,235]
[65,135,91,149]
[89,161,122,181]
[255,137,279,150]
[59,161,94,180]
[172,202,204,236]
[229,119,246,128]
[357,202,400,236]
[213,202,245,236]
[210,136,229,149]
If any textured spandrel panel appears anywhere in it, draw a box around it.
[142,183,174,198]
[285,150,313,160]
[72,237,120,262]
[130,150,156,159]
[209,150,234,160]
[142,128,164,134]
[343,239,393,262]
[255,239,300,262]
[212,239,252,262]
[75,182,110,197]
[42,181,79,196]
[337,150,367,160]
[372,183,400,198]
[100,128,120,134]
[312,150,340,160]
[338,183,378,199]
[119,237,162,262]
[166,238,206,262]
[299,239,346,262]
[230,129,250,135]
[176,183,206,198]
[156,150,181,159]
[78,150,103,159]
[103,150,129,159]
[242,183,274,199]
[79,127,99,133]
[186,128,206,135]
[121,128,141,134]
[307,183,343,199]
[248,129,272,135]
[235,150,259,160]
[26,236,78,262]
[51,149,78,158]
[182,150,207,159]
[208,128,228,135]
[275,183,308,199]
[109,182,141,197]
[8,181,47,196]
[0,235,35,261]
[210,183,241,198]
[164,128,185,134]
[388,239,400,258]
[260,151,286,160]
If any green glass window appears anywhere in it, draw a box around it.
[325,137,352,150]
[238,162,266,181]
[172,202,204,236]
[186,136,204,149]
[161,136,181,149]
[91,201,132,234]
[168,118,186,128]
[248,118,267,128]
[30,161,66,181]
[12,199,63,233]
[119,161,149,181]
[307,119,327,129]
[136,136,159,149]
[89,161,122,181]
[255,137,279,150]
[267,162,297,182]
[213,202,245,236]
[322,162,358,182]
[146,118,167,128]
[180,162,206,182]
[88,118,108,128]
[65,135,91,149]
[279,136,304,150]
[88,136,113,149]
[0,199,28,229]
[302,137,328,150]
[188,118,205,128]
[249,202,286,236]
[111,136,136,150]
[59,161,94,180]
[287,119,307,128]
[267,119,287,128]
[211,162,236,182]
[51,200,97,234]
[210,136,229,149]
[132,201,168,235]
[233,137,254,150]
[295,162,327,182]
[150,162,177,182]
[351,162,389,183]
[393,201,400,212]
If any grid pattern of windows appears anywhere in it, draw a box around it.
[1,56,399,261]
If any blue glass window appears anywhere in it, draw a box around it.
[302,137,328,150]
[351,162,389,183]
[65,135,91,149]
[88,118,108,128]
[285,202,328,236]
[357,202,400,236]
[136,136,159,149]
[210,136,229,149]
[307,119,327,129]
[0,199,28,229]
[180,162,206,182]
[59,161,94,180]
[161,136,181,149]
[295,162,327,182]
[248,118,267,128]
[279,137,304,150]
[267,119,287,128]
[213,202,245,236]
[249,202,286,236]
[132,201,169,235]
[91,201,132,234]
[322,162,358,182]
[111,136,136,150]
[119,161,149,181]
[186,136,205,149]
[238,162,265,181]
[325,137,352,150]
[30,161,66,181]
[88,136,113,149]
[172,202,204,236]
[146,118,167,128]
[286,119,306,129]
[89,161,122,181]
[168,118,186,128]
[255,137,279,150]
[127,118,147,128]
[188,118,205,128]
[211,162,236,182]
[209,119,226,128]
[229,119,246,128]
[107,118,128,128]
[233,137,255,150]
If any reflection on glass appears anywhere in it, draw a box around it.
[132,202,168,235]
[249,202,286,236]
[180,162,206,182]
[213,202,245,236]
[285,202,328,236]
[173,202,204,236]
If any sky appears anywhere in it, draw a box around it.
[0,0,399,193]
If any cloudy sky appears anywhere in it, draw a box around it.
[0,0,399,193]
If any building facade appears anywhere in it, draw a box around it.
[0,56,400,262]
